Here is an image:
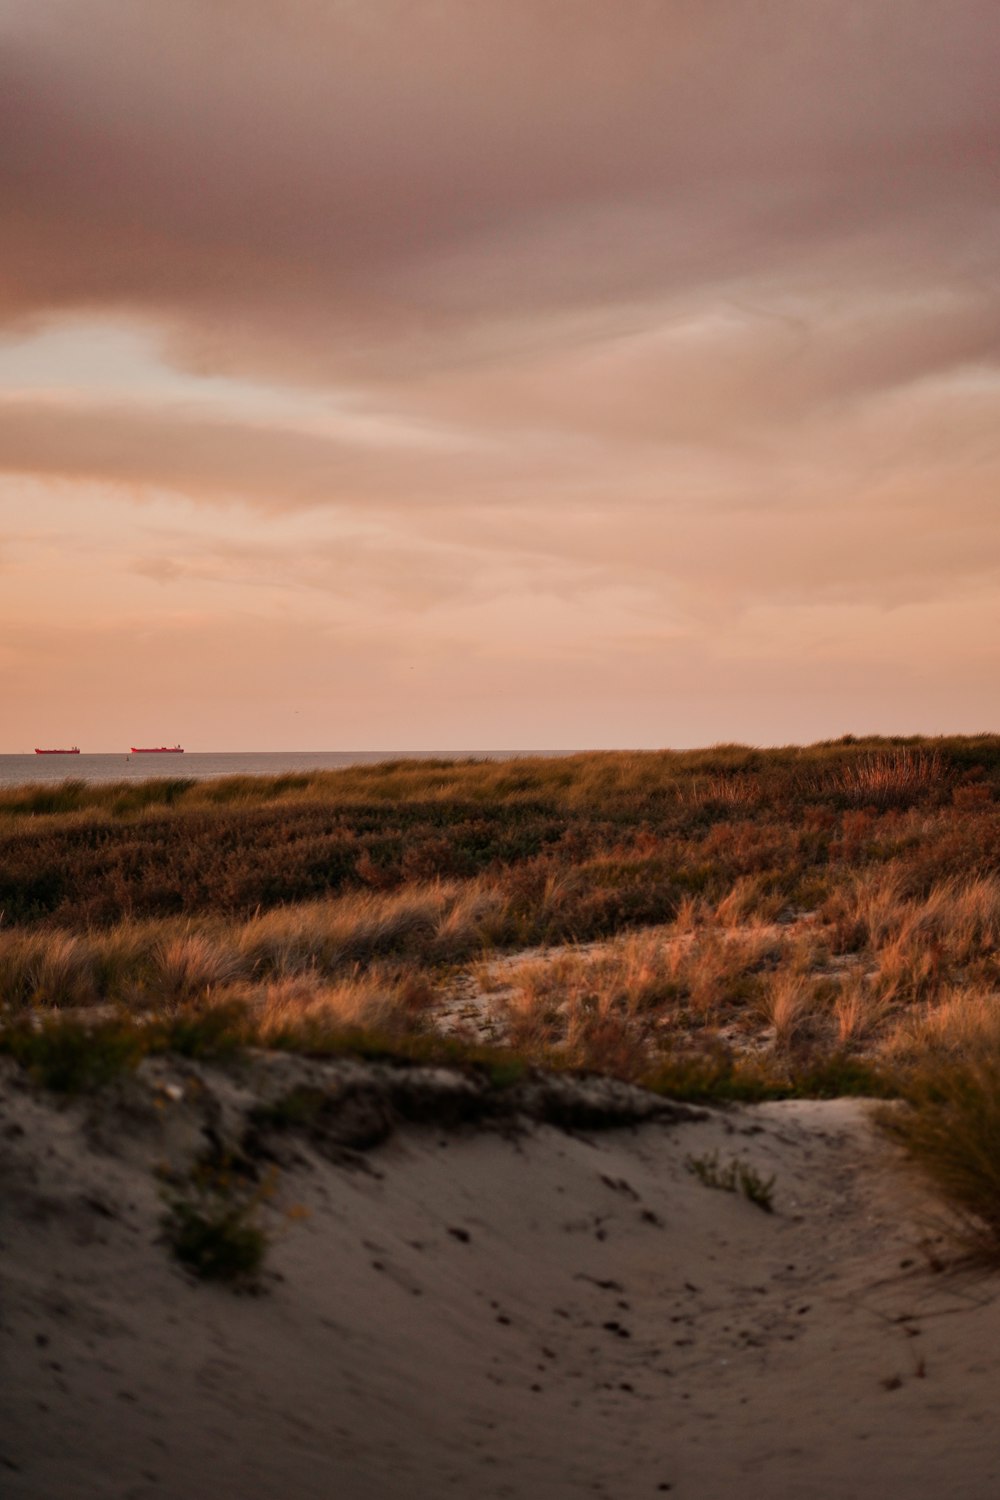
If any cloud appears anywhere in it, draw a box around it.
[3,1,1000,746]
[2,1,998,381]
[3,351,1000,621]
[0,395,520,510]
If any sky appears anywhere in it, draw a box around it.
[2,0,999,751]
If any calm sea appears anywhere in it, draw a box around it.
[0,750,562,788]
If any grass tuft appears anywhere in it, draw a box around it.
[164,1198,268,1283]
[832,748,946,808]
[878,1041,1000,1263]
[685,1149,776,1212]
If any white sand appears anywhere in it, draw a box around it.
[3,1056,999,1499]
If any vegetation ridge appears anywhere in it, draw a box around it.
[5,738,1000,1257]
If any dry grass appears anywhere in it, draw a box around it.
[832,873,1000,958]
[2,932,103,1009]
[10,742,1000,1250]
[5,739,1000,1095]
[7,848,1000,1088]
[692,775,762,809]
[2,733,974,824]
[713,876,784,927]
[881,987,1000,1063]
[155,933,242,1001]
[250,972,432,1041]
[828,875,1000,989]
[833,748,946,807]
[0,880,508,1016]
[831,973,897,1048]
[493,922,819,1072]
[476,888,994,1071]
[757,972,818,1048]
[232,882,495,973]
[879,1029,1000,1263]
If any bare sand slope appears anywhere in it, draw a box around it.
[2,1056,999,1500]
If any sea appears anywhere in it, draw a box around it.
[0,750,562,789]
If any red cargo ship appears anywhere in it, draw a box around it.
[130,745,184,753]
[35,747,80,754]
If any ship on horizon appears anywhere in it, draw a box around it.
[34,747,80,755]
[130,745,184,753]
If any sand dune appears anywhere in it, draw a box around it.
[2,1055,999,1499]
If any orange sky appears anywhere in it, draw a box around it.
[2,1,999,750]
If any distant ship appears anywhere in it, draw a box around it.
[130,745,185,753]
[35,747,80,755]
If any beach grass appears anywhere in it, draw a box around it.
[5,738,1000,1248]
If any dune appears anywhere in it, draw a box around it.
[2,1054,999,1499]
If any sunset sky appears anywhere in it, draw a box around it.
[2,1,999,751]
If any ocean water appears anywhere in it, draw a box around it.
[0,750,559,788]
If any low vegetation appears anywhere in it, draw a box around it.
[2,736,995,932]
[164,1197,269,1284]
[877,1028,1000,1265]
[6,737,1000,1256]
[685,1150,776,1212]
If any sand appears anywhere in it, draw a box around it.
[3,1054,1000,1500]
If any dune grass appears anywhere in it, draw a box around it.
[4,733,997,822]
[4,738,1000,1071]
[6,739,1000,1253]
[878,1025,1000,1264]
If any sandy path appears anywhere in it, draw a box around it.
[2,1057,999,1499]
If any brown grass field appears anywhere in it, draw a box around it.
[4,735,1000,1253]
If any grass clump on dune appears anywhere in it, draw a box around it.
[878,1032,1000,1264]
[1,1016,147,1092]
[165,1198,268,1285]
[685,1149,776,1212]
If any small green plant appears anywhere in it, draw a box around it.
[685,1149,776,1212]
[482,1056,528,1089]
[164,1197,268,1283]
[161,1001,250,1060]
[252,1085,329,1130]
[1,1017,144,1092]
